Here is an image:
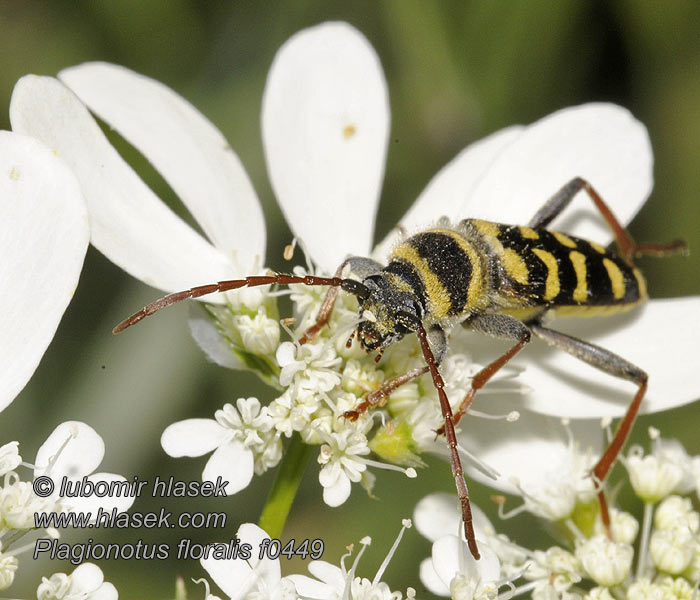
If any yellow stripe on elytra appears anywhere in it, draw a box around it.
[569,250,588,302]
[602,258,626,300]
[391,242,453,319]
[503,248,529,285]
[532,248,560,301]
[553,231,577,248]
[519,226,539,239]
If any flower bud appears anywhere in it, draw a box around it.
[649,525,696,574]
[655,495,699,533]
[577,535,633,587]
[627,451,682,503]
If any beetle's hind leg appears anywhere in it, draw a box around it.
[528,177,686,262]
[528,323,648,483]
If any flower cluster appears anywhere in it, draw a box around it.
[0,425,130,595]
[198,521,414,600]
[415,429,700,600]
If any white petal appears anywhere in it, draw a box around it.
[322,472,351,507]
[66,473,135,516]
[35,421,105,480]
[237,523,281,585]
[307,561,345,589]
[10,75,235,300]
[69,563,104,593]
[419,558,450,596]
[201,523,279,600]
[161,419,229,457]
[459,399,603,494]
[0,131,88,412]
[414,493,492,542]
[398,126,524,235]
[262,22,390,273]
[431,535,462,588]
[517,296,700,418]
[59,62,265,272]
[287,573,335,598]
[202,440,254,495]
[89,583,118,600]
[188,304,244,370]
[201,554,256,600]
[464,104,652,244]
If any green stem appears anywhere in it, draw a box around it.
[258,434,313,538]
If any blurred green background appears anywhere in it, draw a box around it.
[1,1,699,598]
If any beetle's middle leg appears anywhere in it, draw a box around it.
[437,313,532,433]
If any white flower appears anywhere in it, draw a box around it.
[201,523,296,600]
[317,427,371,507]
[161,398,282,495]
[289,520,412,600]
[626,444,684,503]
[0,547,18,590]
[34,421,134,517]
[37,563,117,600]
[0,474,59,530]
[593,508,640,545]
[0,443,21,477]
[649,525,697,575]
[576,535,633,587]
[0,131,88,413]
[277,341,341,392]
[655,495,699,533]
[10,21,700,499]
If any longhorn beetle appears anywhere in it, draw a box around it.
[114,177,686,560]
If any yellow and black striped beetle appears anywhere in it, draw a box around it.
[114,177,685,560]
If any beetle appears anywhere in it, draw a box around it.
[114,177,685,560]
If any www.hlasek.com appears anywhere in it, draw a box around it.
[32,475,324,563]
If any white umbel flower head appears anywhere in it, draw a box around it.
[576,535,633,587]
[161,398,282,495]
[37,563,118,600]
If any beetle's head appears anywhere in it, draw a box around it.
[354,274,423,356]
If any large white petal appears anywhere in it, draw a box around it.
[459,398,603,494]
[0,132,88,412]
[414,493,491,543]
[65,472,135,516]
[161,419,230,457]
[463,104,652,243]
[202,440,254,495]
[262,22,390,273]
[514,296,700,418]
[89,583,118,600]
[59,62,265,272]
[35,421,105,480]
[398,126,524,236]
[10,75,234,300]
[419,558,450,596]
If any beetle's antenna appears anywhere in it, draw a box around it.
[113,274,370,334]
[414,321,480,561]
